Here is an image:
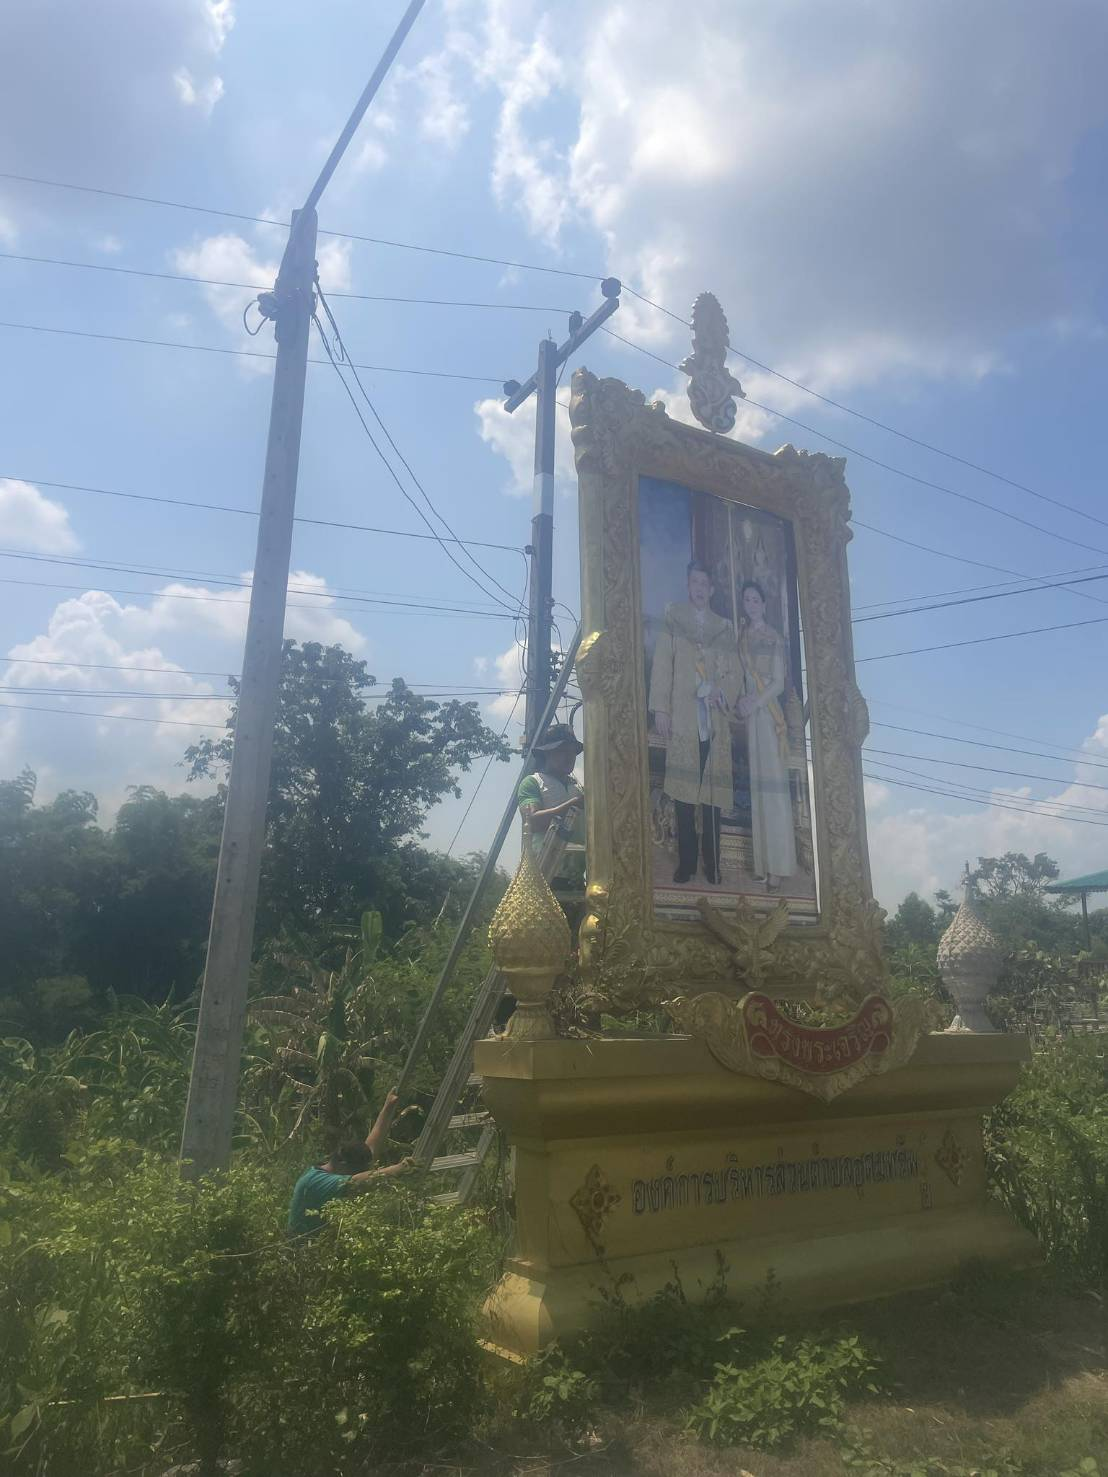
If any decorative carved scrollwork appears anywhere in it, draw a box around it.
[570,369,885,1011]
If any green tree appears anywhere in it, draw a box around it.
[0,772,109,1014]
[885,891,940,949]
[184,640,510,938]
[969,850,1060,899]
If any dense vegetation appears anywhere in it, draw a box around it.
[3,637,1108,1473]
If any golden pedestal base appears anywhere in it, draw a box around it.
[475,1033,1038,1361]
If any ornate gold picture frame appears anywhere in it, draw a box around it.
[570,369,885,1008]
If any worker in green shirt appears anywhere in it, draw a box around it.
[287,1089,412,1238]
[516,721,586,918]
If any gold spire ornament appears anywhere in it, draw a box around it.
[680,292,745,433]
[488,818,571,1040]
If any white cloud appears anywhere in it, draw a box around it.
[479,640,526,719]
[0,480,79,554]
[169,232,351,373]
[0,1,234,236]
[0,595,229,812]
[475,390,575,496]
[865,712,1108,909]
[111,569,368,654]
[0,562,368,813]
[173,66,224,114]
[446,0,1108,400]
[92,233,124,255]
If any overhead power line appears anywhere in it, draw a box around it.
[0,656,525,701]
[853,561,1108,612]
[0,473,522,553]
[602,328,1108,564]
[865,758,1108,818]
[0,684,512,702]
[0,547,514,615]
[0,573,516,618]
[0,170,600,282]
[0,319,504,383]
[862,768,1108,828]
[0,249,578,314]
[852,570,1108,622]
[310,296,521,612]
[0,698,218,728]
[5,166,1099,539]
[852,522,1108,613]
[856,613,1108,663]
[863,745,1108,795]
[619,289,1106,535]
[869,718,1108,774]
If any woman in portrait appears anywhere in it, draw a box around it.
[735,580,796,890]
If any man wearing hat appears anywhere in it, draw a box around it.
[516,722,586,916]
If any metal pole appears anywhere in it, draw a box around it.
[394,624,582,1102]
[301,0,428,217]
[180,210,318,1178]
[524,338,557,743]
[1082,892,1091,951]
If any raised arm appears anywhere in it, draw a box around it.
[365,1088,400,1158]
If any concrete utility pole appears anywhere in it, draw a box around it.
[180,0,428,1179]
[180,210,317,1178]
[503,279,622,744]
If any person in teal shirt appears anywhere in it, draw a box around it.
[287,1089,412,1238]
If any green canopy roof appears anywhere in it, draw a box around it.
[1045,869,1108,895]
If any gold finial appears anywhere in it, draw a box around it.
[488,818,571,1039]
[679,292,745,434]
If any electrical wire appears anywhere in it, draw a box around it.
[445,685,526,857]
[855,613,1108,663]
[0,319,504,383]
[0,249,580,314]
[868,718,1108,773]
[853,561,1108,612]
[864,758,1108,819]
[852,570,1108,622]
[315,284,523,610]
[0,684,512,701]
[862,767,1108,828]
[310,315,521,614]
[0,699,219,728]
[0,547,509,614]
[601,327,1108,564]
[0,473,523,553]
[620,287,1107,534]
[0,573,516,619]
[0,170,601,281]
[863,745,1108,796]
[5,167,1099,536]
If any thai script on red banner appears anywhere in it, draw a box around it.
[742,993,894,1075]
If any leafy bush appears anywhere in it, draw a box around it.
[513,1344,600,1443]
[987,1034,1108,1289]
[685,1331,880,1450]
[581,1256,739,1389]
[0,1149,495,1475]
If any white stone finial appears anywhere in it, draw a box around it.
[937,871,1004,1033]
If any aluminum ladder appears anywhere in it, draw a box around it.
[413,820,580,1206]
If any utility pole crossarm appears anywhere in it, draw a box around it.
[503,279,620,744]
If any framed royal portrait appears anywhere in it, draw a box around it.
[570,370,885,1005]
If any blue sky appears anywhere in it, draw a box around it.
[1,0,1107,912]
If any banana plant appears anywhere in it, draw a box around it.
[246,912,390,1147]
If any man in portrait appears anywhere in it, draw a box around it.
[648,560,741,885]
